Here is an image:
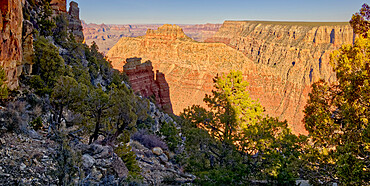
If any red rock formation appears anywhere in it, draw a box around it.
[68,1,84,43]
[50,0,66,12]
[107,23,354,134]
[204,21,355,134]
[123,58,173,113]
[82,23,221,55]
[0,0,23,90]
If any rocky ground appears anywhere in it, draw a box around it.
[0,100,194,185]
[0,130,194,185]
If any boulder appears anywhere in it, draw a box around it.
[82,154,95,169]
[111,155,128,178]
[152,147,163,156]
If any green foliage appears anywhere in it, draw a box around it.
[137,116,155,131]
[51,76,87,125]
[183,70,263,143]
[29,75,52,95]
[37,1,56,37]
[114,143,141,177]
[85,86,112,144]
[85,42,112,81]
[51,132,83,185]
[181,70,302,185]
[242,117,305,184]
[159,121,181,152]
[0,67,8,100]
[107,84,138,141]
[350,3,370,37]
[53,14,69,47]
[303,15,370,184]
[32,36,65,91]
[30,117,43,130]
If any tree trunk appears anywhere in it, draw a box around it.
[89,109,101,144]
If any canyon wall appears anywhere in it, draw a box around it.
[107,22,354,134]
[83,23,221,55]
[0,0,84,90]
[123,57,173,113]
[0,0,24,90]
[204,21,354,133]
[50,0,66,13]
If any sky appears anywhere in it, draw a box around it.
[66,0,369,25]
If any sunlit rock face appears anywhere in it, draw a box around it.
[205,21,354,134]
[68,1,84,43]
[50,0,66,13]
[123,57,173,113]
[107,22,354,135]
[0,0,23,90]
[83,23,222,55]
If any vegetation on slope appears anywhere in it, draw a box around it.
[1,1,370,185]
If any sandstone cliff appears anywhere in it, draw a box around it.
[50,0,66,13]
[0,0,84,90]
[83,23,221,55]
[0,0,24,90]
[124,57,173,113]
[68,1,84,43]
[205,21,354,133]
[107,22,354,134]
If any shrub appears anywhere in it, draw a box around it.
[159,122,181,152]
[114,144,141,177]
[0,66,8,100]
[0,101,28,133]
[30,117,43,130]
[32,36,65,90]
[131,130,168,151]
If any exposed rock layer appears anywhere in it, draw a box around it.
[68,1,84,43]
[50,0,66,13]
[108,22,354,134]
[0,0,23,90]
[124,58,173,113]
[83,23,222,55]
[205,21,354,133]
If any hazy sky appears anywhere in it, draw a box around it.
[66,0,368,24]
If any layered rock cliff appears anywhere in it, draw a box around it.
[124,58,173,113]
[83,23,221,55]
[107,22,354,134]
[205,21,354,133]
[0,0,24,90]
[50,0,66,13]
[0,0,84,90]
[68,1,84,43]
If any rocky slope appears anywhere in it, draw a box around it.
[107,22,354,134]
[83,23,221,55]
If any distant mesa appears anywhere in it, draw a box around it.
[83,23,222,55]
[124,57,173,113]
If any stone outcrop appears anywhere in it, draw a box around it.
[123,58,173,113]
[107,22,354,134]
[130,140,195,184]
[50,0,66,13]
[68,1,84,43]
[0,0,24,90]
[83,23,221,55]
